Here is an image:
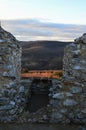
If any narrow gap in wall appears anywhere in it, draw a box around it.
[25,78,52,113]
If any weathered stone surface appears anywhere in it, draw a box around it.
[81,109,86,114]
[0,97,9,105]
[19,86,25,93]
[0,25,23,122]
[81,33,86,44]
[0,25,86,124]
[70,86,82,94]
[0,104,15,111]
[50,33,86,124]
[63,99,78,106]
[60,108,67,114]
[65,92,73,97]
[53,92,64,99]
[51,112,63,119]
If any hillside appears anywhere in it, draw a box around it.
[21,41,71,71]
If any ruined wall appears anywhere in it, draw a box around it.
[0,25,86,124]
[50,34,86,124]
[0,26,25,122]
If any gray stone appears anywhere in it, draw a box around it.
[42,115,48,120]
[81,127,86,130]
[73,65,81,70]
[53,92,64,99]
[81,34,86,43]
[0,104,15,111]
[4,82,16,88]
[3,65,13,70]
[70,86,82,93]
[9,109,17,115]
[77,113,84,119]
[9,101,15,106]
[65,92,73,97]
[0,39,5,42]
[65,119,71,124]
[63,99,78,106]
[0,25,22,121]
[49,99,54,105]
[60,109,67,114]
[19,86,25,93]
[81,109,86,114]
[73,50,81,55]
[0,97,9,105]
[68,112,74,119]
[51,112,63,119]
[2,72,8,77]
[51,100,61,107]
[73,118,82,124]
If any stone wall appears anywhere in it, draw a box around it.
[50,34,86,124]
[0,26,25,122]
[0,25,86,124]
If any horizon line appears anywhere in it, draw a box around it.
[1,18,86,26]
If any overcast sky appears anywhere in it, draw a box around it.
[0,0,86,41]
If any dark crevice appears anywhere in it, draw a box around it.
[25,79,52,113]
[28,93,49,112]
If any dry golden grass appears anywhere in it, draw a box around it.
[21,70,63,79]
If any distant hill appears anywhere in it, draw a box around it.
[21,41,71,71]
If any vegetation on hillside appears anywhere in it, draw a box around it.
[21,41,71,71]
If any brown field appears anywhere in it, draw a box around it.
[21,70,63,79]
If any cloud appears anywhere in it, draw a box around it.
[1,19,86,41]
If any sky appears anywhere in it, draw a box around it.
[0,0,86,41]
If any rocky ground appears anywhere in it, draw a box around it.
[18,105,51,123]
[0,123,86,130]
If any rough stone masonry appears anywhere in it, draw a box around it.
[0,25,25,122]
[50,33,86,124]
[0,25,86,124]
